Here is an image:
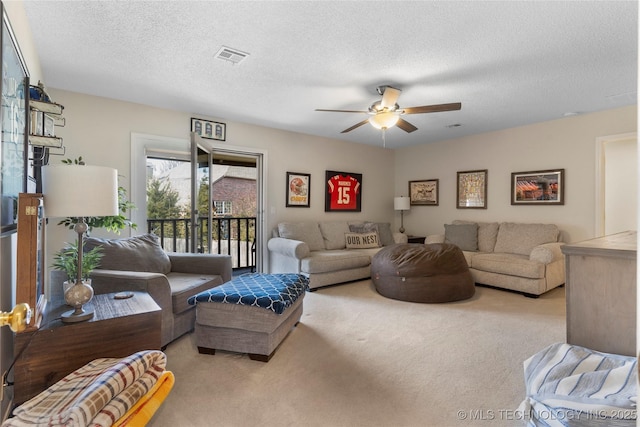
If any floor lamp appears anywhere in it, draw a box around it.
[394,196,410,234]
[42,164,119,323]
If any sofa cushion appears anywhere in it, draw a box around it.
[278,222,325,251]
[84,234,172,275]
[319,221,350,250]
[453,220,499,252]
[444,223,478,251]
[345,232,380,249]
[167,273,223,314]
[494,223,559,256]
[471,253,545,279]
[301,250,371,274]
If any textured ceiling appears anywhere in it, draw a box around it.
[22,1,638,149]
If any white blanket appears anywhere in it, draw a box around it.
[517,343,637,426]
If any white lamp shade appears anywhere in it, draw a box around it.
[42,165,119,218]
[394,196,410,211]
[369,112,400,130]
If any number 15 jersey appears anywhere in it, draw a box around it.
[327,174,360,210]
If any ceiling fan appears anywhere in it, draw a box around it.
[316,85,461,134]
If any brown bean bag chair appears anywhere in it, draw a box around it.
[371,243,475,303]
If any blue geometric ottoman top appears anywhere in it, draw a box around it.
[187,273,309,315]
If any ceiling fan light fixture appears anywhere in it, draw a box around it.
[369,112,400,130]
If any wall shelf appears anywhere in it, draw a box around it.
[28,134,63,148]
[29,99,64,115]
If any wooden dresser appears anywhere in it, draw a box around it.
[561,231,636,356]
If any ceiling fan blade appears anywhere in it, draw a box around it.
[396,118,418,133]
[315,108,368,113]
[402,102,462,114]
[380,87,401,109]
[341,119,370,133]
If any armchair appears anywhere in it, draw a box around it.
[79,234,232,347]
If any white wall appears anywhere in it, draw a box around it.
[394,105,637,244]
[45,89,396,273]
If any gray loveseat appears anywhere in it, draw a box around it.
[426,221,565,297]
[80,234,232,347]
[268,221,406,290]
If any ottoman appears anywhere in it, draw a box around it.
[187,273,308,362]
[371,243,475,303]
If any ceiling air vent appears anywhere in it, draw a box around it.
[215,46,249,65]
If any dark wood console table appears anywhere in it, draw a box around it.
[13,291,161,406]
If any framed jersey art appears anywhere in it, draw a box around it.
[325,170,362,212]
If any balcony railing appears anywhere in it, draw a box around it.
[147,217,256,271]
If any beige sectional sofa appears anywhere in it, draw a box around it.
[426,221,565,297]
[268,221,406,289]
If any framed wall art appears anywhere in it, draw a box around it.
[286,172,310,207]
[409,179,439,206]
[457,169,487,209]
[511,169,565,205]
[325,170,362,212]
[191,117,226,141]
[1,6,29,235]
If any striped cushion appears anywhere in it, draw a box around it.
[518,343,637,426]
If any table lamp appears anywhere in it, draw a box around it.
[394,196,410,233]
[42,164,118,323]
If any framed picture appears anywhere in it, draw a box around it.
[286,172,311,207]
[325,170,362,212]
[1,6,29,235]
[457,169,487,209]
[409,179,439,206]
[191,117,226,141]
[511,169,565,205]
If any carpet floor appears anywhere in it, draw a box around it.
[151,280,566,426]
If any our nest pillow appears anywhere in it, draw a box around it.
[345,232,380,249]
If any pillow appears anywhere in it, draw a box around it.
[84,234,172,274]
[345,232,380,249]
[374,222,395,246]
[453,220,499,252]
[349,222,378,234]
[444,223,478,252]
[278,222,325,251]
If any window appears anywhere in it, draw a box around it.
[214,200,232,216]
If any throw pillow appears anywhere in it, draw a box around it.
[453,220,499,252]
[374,222,395,246]
[444,223,478,251]
[345,232,380,249]
[348,222,378,234]
[84,234,172,274]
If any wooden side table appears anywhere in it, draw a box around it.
[13,291,161,405]
[407,235,426,244]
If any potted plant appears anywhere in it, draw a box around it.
[51,242,103,306]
